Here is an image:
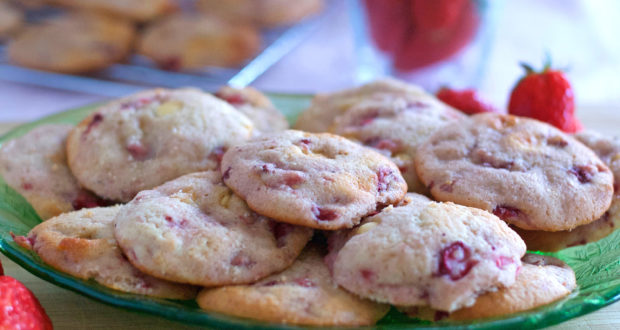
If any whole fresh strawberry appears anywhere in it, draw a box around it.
[0,258,53,330]
[436,87,497,115]
[508,62,582,133]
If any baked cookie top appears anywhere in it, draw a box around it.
[330,93,465,193]
[327,193,526,312]
[0,124,107,220]
[196,243,389,326]
[215,86,289,134]
[66,88,253,202]
[197,0,324,28]
[8,12,135,74]
[415,113,614,231]
[46,0,175,22]
[14,206,198,299]
[220,130,408,230]
[137,14,261,70]
[515,130,620,251]
[114,171,313,287]
[294,78,444,133]
[405,254,576,321]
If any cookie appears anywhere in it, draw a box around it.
[404,254,576,320]
[0,1,23,39]
[415,113,614,231]
[326,193,526,312]
[329,94,465,193]
[196,243,389,326]
[220,130,407,230]
[215,86,289,133]
[575,131,620,186]
[294,78,444,133]
[45,0,175,22]
[8,12,135,74]
[137,14,261,70]
[514,131,620,251]
[66,88,253,202]
[0,124,108,220]
[197,0,324,28]
[13,206,198,299]
[114,171,313,287]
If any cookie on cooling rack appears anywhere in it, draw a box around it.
[114,171,313,286]
[14,206,198,299]
[220,130,408,230]
[196,243,389,326]
[0,1,23,39]
[66,88,253,202]
[197,0,324,28]
[0,124,107,220]
[45,0,176,22]
[327,193,526,312]
[8,12,135,74]
[415,113,614,231]
[137,14,261,70]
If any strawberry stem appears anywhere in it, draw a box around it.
[520,62,535,75]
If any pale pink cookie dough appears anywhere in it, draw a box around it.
[114,171,313,286]
[404,254,576,321]
[327,193,526,312]
[215,86,289,133]
[0,124,107,220]
[220,130,408,230]
[294,78,454,133]
[196,244,389,326]
[330,93,465,193]
[14,206,198,299]
[415,113,614,231]
[67,88,253,202]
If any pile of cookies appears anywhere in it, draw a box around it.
[3,0,323,73]
[2,79,618,326]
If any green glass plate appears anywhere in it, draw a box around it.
[0,94,619,329]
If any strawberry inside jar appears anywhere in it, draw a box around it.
[361,0,483,71]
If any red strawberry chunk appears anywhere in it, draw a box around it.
[438,241,478,280]
[311,205,338,221]
[437,88,497,115]
[568,165,597,184]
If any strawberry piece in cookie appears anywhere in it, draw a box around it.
[327,193,525,312]
[220,130,407,230]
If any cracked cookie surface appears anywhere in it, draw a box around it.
[415,113,614,231]
[220,130,407,230]
[326,193,526,312]
[67,88,253,202]
[14,206,198,299]
[114,171,313,286]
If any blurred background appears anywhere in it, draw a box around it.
[0,0,619,121]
